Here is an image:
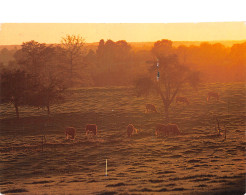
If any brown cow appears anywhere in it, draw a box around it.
[207,92,219,102]
[146,104,158,113]
[155,124,168,136]
[167,123,180,135]
[65,127,76,140]
[85,124,97,136]
[127,124,138,137]
[176,96,189,105]
[155,123,180,136]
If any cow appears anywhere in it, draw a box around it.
[146,104,158,113]
[85,124,97,136]
[176,96,189,105]
[167,123,180,135]
[155,124,168,137]
[65,127,76,140]
[155,123,180,137]
[127,124,138,137]
[207,92,219,102]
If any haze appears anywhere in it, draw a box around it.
[0,22,246,45]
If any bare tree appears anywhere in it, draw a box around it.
[61,34,86,87]
[135,39,200,121]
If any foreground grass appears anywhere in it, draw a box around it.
[0,82,245,194]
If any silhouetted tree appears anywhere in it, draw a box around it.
[0,47,17,67]
[13,41,68,115]
[175,45,188,65]
[135,39,200,121]
[94,39,133,86]
[0,69,37,118]
[84,49,97,86]
[14,40,47,76]
[27,77,66,115]
[228,42,246,81]
[96,39,105,57]
[61,34,86,87]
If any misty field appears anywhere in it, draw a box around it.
[0,82,245,194]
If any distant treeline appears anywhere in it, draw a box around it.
[0,37,246,86]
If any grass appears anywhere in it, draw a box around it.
[1,83,245,138]
[0,82,245,194]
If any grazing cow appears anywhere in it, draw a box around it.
[207,92,219,102]
[167,123,180,135]
[146,104,158,113]
[65,127,76,140]
[155,124,168,136]
[85,124,97,136]
[155,123,180,137]
[127,124,138,137]
[176,96,189,105]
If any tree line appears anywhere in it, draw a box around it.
[0,35,245,119]
[1,35,86,118]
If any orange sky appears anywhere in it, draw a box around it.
[0,22,246,45]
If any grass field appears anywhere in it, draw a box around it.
[0,83,245,194]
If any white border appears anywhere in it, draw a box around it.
[0,0,246,23]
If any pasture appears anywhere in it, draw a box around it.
[0,83,245,194]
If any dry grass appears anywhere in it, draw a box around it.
[0,83,245,194]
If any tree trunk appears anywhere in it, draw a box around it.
[14,104,19,119]
[70,55,73,87]
[160,95,170,122]
[47,105,50,115]
[157,84,170,123]
[70,67,73,87]
[164,104,169,123]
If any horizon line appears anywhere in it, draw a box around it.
[1,39,246,46]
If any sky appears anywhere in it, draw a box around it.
[0,0,246,45]
[0,22,246,45]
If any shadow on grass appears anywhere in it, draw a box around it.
[0,111,144,136]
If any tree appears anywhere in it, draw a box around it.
[135,39,200,121]
[15,40,47,76]
[61,34,86,87]
[0,69,37,118]
[228,42,246,81]
[13,41,67,115]
[27,77,66,115]
[175,45,188,65]
[94,39,133,86]
[0,47,17,67]
[84,49,97,86]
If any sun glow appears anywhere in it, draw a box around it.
[0,22,246,45]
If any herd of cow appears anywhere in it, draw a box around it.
[64,92,220,140]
